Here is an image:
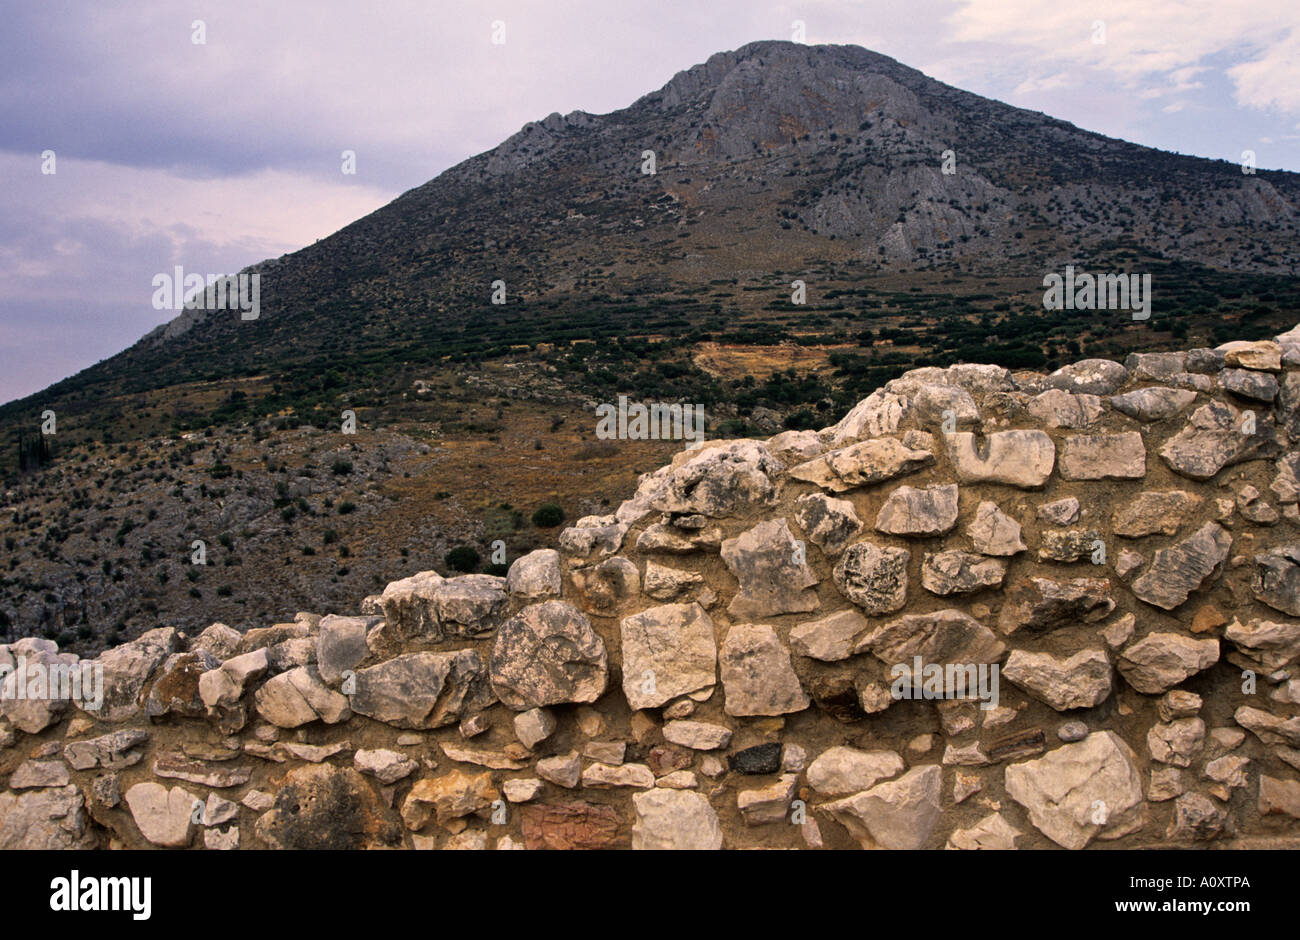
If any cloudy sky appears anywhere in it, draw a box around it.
[2,0,1297,404]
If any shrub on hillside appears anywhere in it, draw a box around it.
[445,546,480,572]
[531,503,564,528]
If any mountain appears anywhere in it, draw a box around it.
[6,40,1300,449]
[3,41,1300,643]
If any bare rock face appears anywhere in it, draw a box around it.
[522,801,622,850]
[789,610,872,662]
[1220,367,1278,402]
[351,650,495,728]
[1130,522,1231,610]
[64,729,149,771]
[1037,528,1103,563]
[737,774,799,825]
[1002,649,1113,711]
[788,438,934,492]
[1279,377,1300,441]
[1046,359,1130,395]
[967,501,1026,556]
[255,764,402,849]
[581,762,654,789]
[765,429,823,462]
[632,790,723,850]
[571,557,640,612]
[433,575,509,636]
[1110,387,1197,422]
[642,561,704,601]
[1252,544,1300,616]
[1205,755,1250,789]
[945,813,1023,850]
[807,746,904,795]
[315,615,372,687]
[822,765,943,849]
[793,493,864,556]
[867,609,1005,671]
[635,523,722,555]
[0,785,95,849]
[401,770,497,834]
[1112,490,1202,538]
[997,577,1114,634]
[1166,792,1229,841]
[535,752,583,789]
[1026,389,1103,428]
[1157,690,1202,722]
[875,484,959,536]
[86,627,179,723]
[143,650,218,719]
[9,759,70,790]
[254,666,351,729]
[1186,348,1228,373]
[1058,432,1147,480]
[1159,401,1280,481]
[124,781,197,848]
[907,382,981,427]
[947,430,1055,488]
[377,570,443,638]
[489,601,608,710]
[354,748,418,785]
[620,603,717,709]
[1234,706,1300,747]
[377,572,508,643]
[1117,633,1219,694]
[1126,351,1188,382]
[646,440,784,518]
[663,720,732,750]
[1218,340,1282,371]
[824,389,907,446]
[1038,497,1080,526]
[1223,618,1300,674]
[1004,731,1145,849]
[558,516,630,559]
[191,623,242,660]
[505,549,563,599]
[1259,775,1300,820]
[1147,717,1206,768]
[833,542,910,614]
[920,551,1007,595]
[721,519,820,618]
[720,623,810,716]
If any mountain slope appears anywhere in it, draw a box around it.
[4,39,1300,449]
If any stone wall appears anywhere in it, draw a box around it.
[5,328,1300,850]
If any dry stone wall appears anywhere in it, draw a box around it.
[6,328,1300,850]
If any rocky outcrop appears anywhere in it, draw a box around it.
[3,330,1300,850]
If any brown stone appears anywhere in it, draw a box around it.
[520,801,622,850]
[647,745,693,777]
[1259,776,1300,819]
[1191,604,1228,635]
[145,651,218,718]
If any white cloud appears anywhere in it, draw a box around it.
[946,0,1300,112]
[0,153,393,305]
[1012,71,1076,95]
[1227,26,1300,112]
